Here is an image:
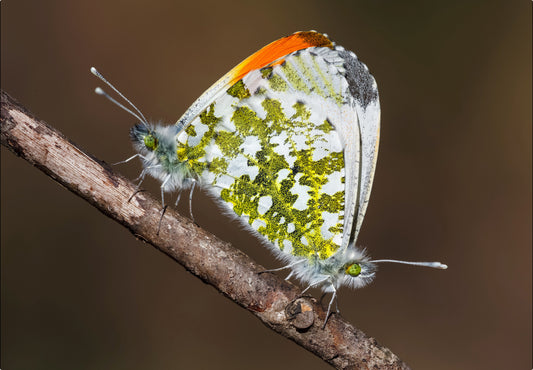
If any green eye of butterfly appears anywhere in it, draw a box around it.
[144,134,158,151]
[345,263,362,277]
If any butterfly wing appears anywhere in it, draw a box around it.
[340,52,380,242]
[174,31,379,262]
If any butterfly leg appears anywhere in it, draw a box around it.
[318,291,339,310]
[152,173,172,235]
[300,276,330,295]
[127,188,146,203]
[323,285,337,329]
[134,164,162,189]
[188,180,197,223]
[113,153,146,166]
[284,270,295,281]
[134,169,147,188]
[160,173,171,208]
[258,259,306,275]
[157,205,168,235]
[124,169,149,203]
[174,192,182,207]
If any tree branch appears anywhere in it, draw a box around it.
[1,90,409,370]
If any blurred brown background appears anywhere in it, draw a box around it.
[1,0,531,369]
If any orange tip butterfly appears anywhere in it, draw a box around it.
[91,31,447,326]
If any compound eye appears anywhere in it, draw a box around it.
[345,263,361,277]
[143,134,158,151]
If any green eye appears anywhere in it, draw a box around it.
[345,263,361,277]
[144,134,158,151]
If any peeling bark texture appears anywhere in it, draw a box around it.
[1,90,410,370]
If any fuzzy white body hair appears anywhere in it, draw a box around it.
[130,123,196,193]
[130,121,377,293]
[292,246,376,292]
[273,243,377,293]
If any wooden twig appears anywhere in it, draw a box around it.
[1,89,410,370]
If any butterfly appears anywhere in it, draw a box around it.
[91,31,447,326]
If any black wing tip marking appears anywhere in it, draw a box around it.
[338,50,379,109]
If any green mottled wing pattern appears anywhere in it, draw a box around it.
[176,47,362,261]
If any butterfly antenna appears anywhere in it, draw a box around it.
[370,259,448,269]
[93,87,147,125]
[90,67,149,127]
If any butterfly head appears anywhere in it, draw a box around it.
[338,258,376,290]
[131,123,182,157]
[315,246,376,291]
[130,123,158,153]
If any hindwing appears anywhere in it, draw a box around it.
[177,48,358,260]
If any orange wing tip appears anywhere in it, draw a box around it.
[230,31,334,85]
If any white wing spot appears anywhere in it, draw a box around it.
[282,239,293,254]
[226,155,259,180]
[291,174,311,211]
[177,130,188,144]
[322,171,344,195]
[287,223,295,233]
[241,135,261,156]
[187,122,209,147]
[252,219,266,230]
[320,211,339,240]
[277,168,290,182]
[258,195,273,215]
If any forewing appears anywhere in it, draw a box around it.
[338,50,380,241]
